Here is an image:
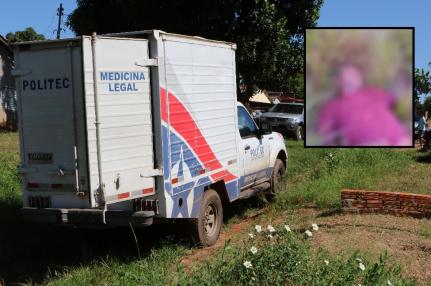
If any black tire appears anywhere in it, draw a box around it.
[295,125,303,141]
[191,189,223,246]
[267,159,286,201]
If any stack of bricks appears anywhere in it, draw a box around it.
[341,189,431,218]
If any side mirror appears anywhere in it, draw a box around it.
[257,120,272,138]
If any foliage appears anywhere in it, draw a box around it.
[276,141,430,209]
[40,223,412,286]
[67,0,324,99]
[177,224,410,285]
[0,133,20,205]
[43,244,187,286]
[0,134,428,285]
[5,27,45,43]
[415,64,431,115]
[416,95,431,116]
[415,66,431,98]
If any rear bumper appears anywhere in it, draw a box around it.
[21,207,155,227]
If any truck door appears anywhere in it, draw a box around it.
[237,106,270,188]
[82,36,156,207]
[14,42,89,209]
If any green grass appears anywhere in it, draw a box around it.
[46,223,414,286]
[0,133,430,285]
[276,141,431,209]
[181,225,413,286]
[43,244,187,286]
[0,132,21,205]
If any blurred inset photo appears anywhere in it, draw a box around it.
[305,28,413,147]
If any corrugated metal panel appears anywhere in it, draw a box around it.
[82,36,155,206]
[163,36,240,195]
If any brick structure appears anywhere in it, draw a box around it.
[341,189,431,218]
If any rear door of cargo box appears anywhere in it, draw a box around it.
[82,36,156,207]
[14,40,90,208]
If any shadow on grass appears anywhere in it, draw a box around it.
[317,207,342,218]
[0,196,263,285]
[415,152,431,163]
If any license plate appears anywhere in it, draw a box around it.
[28,153,53,164]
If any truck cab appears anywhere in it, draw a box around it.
[14,30,287,246]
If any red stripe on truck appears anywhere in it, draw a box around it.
[117,192,130,199]
[160,87,237,183]
[142,188,154,195]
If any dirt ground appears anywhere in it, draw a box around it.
[180,207,431,284]
[180,207,267,269]
[295,208,431,284]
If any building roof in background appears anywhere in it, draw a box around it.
[250,90,304,104]
[249,90,271,104]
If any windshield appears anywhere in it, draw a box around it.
[270,104,303,114]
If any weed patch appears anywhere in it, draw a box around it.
[277,141,429,208]
[176,223,412,286]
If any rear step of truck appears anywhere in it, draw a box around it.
[238,182,271,200]
[21,208,155,227]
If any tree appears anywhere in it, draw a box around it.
[415,67,431,98]
[6,27,45,43]
[414,63,431,115]
[67,0,323,99]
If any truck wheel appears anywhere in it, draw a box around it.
[267,159,286,201]
[295,126,303,141]
[191,189,223,246]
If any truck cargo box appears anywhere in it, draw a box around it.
[14,31,240,224]
[14,30,289,247]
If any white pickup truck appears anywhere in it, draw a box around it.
[13,30,287,246]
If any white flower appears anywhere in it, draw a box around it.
[255,225,262,233]
[267,225,276,233]
[305,230,313,237]
[284,225,291,232]
[248,233,255,239]
[358,262,366,271]
[267,234,274,240]
[250,246,258,255]
[355,258,362,263]
[311,223,319,231]
[324,260,329,266]
[387,280,393,286]
[243,260,252,268]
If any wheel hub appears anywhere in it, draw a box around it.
[204,204,217,235]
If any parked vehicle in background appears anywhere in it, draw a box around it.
[261,102,304,140]
[251,109,264,119]
[13,30,287,247]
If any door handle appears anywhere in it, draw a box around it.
[244,144,250,150]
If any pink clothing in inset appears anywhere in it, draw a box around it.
[317,87,409,146]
